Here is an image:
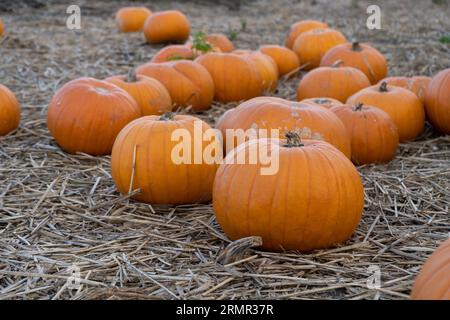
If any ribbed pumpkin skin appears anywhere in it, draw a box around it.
[320,42,387,84]
[259,45,300,77]
[381,76,431,104]
[143,10,190,44]
[105,74,172,115]
[0,84,20,136]
[115,7,152,32]
[111,115,219,204]
[293,28,347,70]
[411,238,450,300]
[424,68,450,134]
[330,104,399,165]
[213,138,364,252]
[297,66,371,102]
[196,53,263,102]
[206,33,234,53]
[47,78,141,155]
[216,97,351,158]
[285,20,328,49]
[347,83,425,142]
[136,60,214,111]
[301,97,343,109]
[151,45,195,63]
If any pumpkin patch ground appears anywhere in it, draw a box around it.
[0,0,449,300]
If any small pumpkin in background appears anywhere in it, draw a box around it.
[0,84,20,136]
[410,238,450,300]
[136,60,214,111]
[143,10,190,44]
[347,82,425,142]
[216,96,351,158]
[151,45,195,63]
[0,18,4,36]
[425,68,450,134]
[196,52,263,102]
[105,70,172,115]
[111,113,220,204]
[330,103,399,165]
[381,76,431,105]
[47,78,141,155]
[234,50,279,92]
[320,42,387,84]
[205,33,234,53]
[297,62,371,102]
[293,28,347,70]
[285,20,328,49]
[213,131,364,252]
[115,7,152,32]
[301,97,343,109]
[259,45,300,77]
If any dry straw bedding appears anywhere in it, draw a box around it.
[0,0,449,299]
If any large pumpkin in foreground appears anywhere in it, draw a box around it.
[47,78,141,155]
[216,97,351,158]
[111,113,220,204]
[411,238,450,300]
[425,68,450,134]
[213,133,364,252]
[0,84,20,136]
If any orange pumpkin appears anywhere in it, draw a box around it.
[0,18,4,36]
[216,96,351,158]
[381,76,431,105]
[425,68,450,134]
[111,113,220,204]
[300,97,343,109]
[234,50,278,92]
[196,52,263,102]
[136,60,214,111]
[105,70,172,115]
[320,42,387,84]
[143,10,190,44]
[259,45,300,77]
[151,45,195,63]
[0,84,20,136]
[293,28,347,70]
[47,78,141,155]
[285,20,329,49]
[411,238,450,300]
[297,63,371,102]
[115,7,152,32]
[205,33,234,53]
[347,82,425,142]
[330,103,398,165]
[213,132,364,252]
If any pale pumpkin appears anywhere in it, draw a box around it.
[285,20,329,49]
[425,68,450,134]
[0,84,20,136]
[115,7,152,32]
[300,97,343,109]
[143,10,190,44]
[259,45,300,77]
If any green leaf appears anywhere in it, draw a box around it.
[439,35,450,44]
[192,31,213,53]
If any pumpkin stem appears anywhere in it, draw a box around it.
[126,68,138,83]
[284,131,304,148]
[159,112,175,121]
[331,60,344,68]
[353,102,364,111]
[352,41,362,51]
[379,81,388,92]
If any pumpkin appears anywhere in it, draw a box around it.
[285,20,329,49]
[213,131,364,252]
[292,28,347,70]
[136,60,214,111]
[205,33,234,53]
[320,42,387,84]
[330,103,398,165]
[425,68,450,134]
[0,84,20,136]
[411,238,450,300]
[111,113,220,204]
[233,50,278,92]
[300,97,343,109]
[347,82,425,142]
[296,62,371,102]
[105,70,172,115]
[115,7,152,32]
[47,78,141,155]
[143,10,190,44]
[151,45,195,63]
[216,96,351,158]
[196,52,263,102]
[259,45,300,77]
[0,18,4,36]
[381,76,431,105]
